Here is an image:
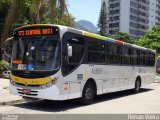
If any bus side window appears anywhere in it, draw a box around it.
[62,32,85,75]
[105,43,116,64]
[140,51,144,66]
[105,43,109,64]
[128,48,133,65]
[143,51,147,66]
[146,52,150,66]
[115,45,122,64]
[136,50,140,65]
[88,39,105,64]
[151,53,155,66]
[121,46,129,65]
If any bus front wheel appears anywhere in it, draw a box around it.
[81,82,95,105]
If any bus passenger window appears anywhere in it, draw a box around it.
[88,39,105,64]
[62,32,85,75]
[121,47,129,65]
[105,43,117,64]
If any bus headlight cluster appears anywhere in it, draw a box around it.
[10,79,16,85]
[40,77,58,89]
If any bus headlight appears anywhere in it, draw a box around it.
[39,77,58,89]
[10,79,16,85]
[46,82,52,87]
[40,84,46,89]
[51,80,55,84]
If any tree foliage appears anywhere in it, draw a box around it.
[97,1,107,36]
[135,26,160,53]
[0,0,74,38]
[29,0,74,26]
[0,60,9,72]
[109,31,133,43]
[0,0,74,60]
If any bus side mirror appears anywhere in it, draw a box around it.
[4,37,13,59]
[68,45,73,57]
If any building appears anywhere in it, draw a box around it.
[155,1,160,25]
[149,0,160,29]
[102,0,160,39]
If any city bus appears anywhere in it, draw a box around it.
[9,24,156,104]
[156,56,160,76]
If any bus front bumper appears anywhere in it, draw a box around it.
[9,82,65,100]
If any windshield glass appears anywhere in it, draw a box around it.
[12,37,61,71]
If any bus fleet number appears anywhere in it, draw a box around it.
[91,68,103,74]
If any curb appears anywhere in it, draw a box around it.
[0,99,26,106]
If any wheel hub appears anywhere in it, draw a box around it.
[85,88,92,99]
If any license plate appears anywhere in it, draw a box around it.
[22,89,31,94]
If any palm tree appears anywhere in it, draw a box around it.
[2,0,72,40]
[50,0,67,24]
[50,0,57,23]
[30,0,47,23]
[0,0,74,59]
[29,0,73,26]
[1,3,16,44]
[0,2,16,60]
[0,0,27,60]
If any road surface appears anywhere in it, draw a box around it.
[0,83,160,114]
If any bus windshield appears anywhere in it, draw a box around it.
[12,37,61,71]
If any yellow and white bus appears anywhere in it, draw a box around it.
[9,24,156,104]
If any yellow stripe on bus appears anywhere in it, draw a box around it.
[83,32,107,40]
[10,73,51,85]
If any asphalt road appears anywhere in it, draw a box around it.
[0,83,160,114]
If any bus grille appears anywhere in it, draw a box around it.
[16,82,40,87]
[17,88,38,96]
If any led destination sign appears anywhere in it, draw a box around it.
[18,29,53,36]
[14,26,59,38]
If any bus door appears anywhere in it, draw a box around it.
[62,32,85,99]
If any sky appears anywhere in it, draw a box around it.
[67,0,101,26]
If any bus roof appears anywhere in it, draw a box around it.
[14,24,155,53]
[67,27,155,53]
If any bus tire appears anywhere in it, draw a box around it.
[81,82,95,105]
[134,77,141,93]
